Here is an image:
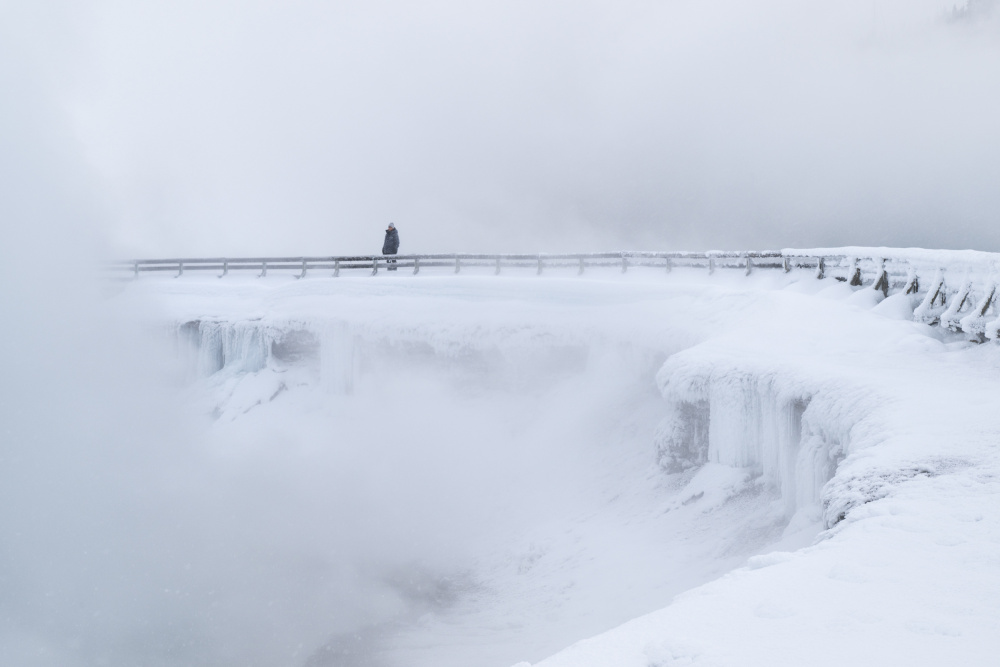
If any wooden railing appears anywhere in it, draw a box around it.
[105,249,1000,339]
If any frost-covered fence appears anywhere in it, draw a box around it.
[107,248,1000,340]
[108,250,799,279]
[105,249,842,280]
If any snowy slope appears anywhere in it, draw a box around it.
[87,265,1000,667]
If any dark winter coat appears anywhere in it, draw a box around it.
[382,228,399,255]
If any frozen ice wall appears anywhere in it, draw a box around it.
[178,319,273,376]
[656,364,842,516]
[653,306,890,525]
[676,379,802,504]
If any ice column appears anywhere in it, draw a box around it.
[658,361,842,515]
[176,320,271,377]
[706,373,806,513]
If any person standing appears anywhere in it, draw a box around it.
[382,222,400,271]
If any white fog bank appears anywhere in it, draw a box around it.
[49,0,1000,255]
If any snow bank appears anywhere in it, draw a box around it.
[788,245,1000,271]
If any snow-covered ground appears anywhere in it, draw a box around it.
[25,264,999,666]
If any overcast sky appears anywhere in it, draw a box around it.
[5,0,1000,256]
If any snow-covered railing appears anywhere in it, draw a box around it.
[106,248,1000,340]
[106,250,829,280]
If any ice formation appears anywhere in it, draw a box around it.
[178,319,277,376]
[655,365,838,517]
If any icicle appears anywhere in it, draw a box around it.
[179,320,274,377]
[658,360,843,516]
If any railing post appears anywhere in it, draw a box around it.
[928,270,946,306]
[218,259,229,279]
[621,254,628,273]
[962,283,998,341]
[873,259,889,297]
[977,285,996,317]
[455,255,461,274]
[371,257,378,276]
[295,258,307,279]
[933,277,946,306]
[133,260,139,279]
[537,255,543,275]
[941,279,973,331]
[413,257,420,275]
[175,261,184,278]
[815,257,825,280]
[257,261,267,278]
[744,253,752,276]
[914,270,945,324]
[333,259,340,277]
[849,258,862,286]
[708,257,715,275]
[578,256,585,275]
[665,257,672,273]
[495,257,501,275]
[782,256,790,273]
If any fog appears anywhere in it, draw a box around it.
[1,1,999,665]
[9,0,994,256]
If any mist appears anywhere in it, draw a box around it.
[49,0,1000,256]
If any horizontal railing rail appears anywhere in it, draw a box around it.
[104,249,1000,340]
[106,250,827,279]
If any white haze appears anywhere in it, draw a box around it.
[52,0,1000,256]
